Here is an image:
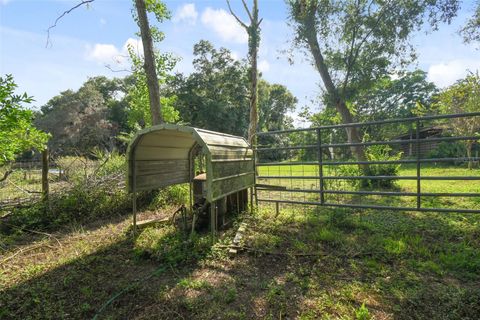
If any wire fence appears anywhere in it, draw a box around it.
[0,153,125,210]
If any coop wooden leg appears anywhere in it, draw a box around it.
[210,202,216,239]
[191,212,197,237]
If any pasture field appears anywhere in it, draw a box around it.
[1,164,479,319]
[257,164,480,211]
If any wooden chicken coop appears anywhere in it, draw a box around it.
[127,124,254,235]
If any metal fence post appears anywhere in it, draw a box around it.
[416,119,421,210]
[316,128,324,205]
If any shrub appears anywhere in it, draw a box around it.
[428,141,467,161]
[3,151,192,235]
[362,144,402,189]
[332,145,401,190]
[149,184,189,209]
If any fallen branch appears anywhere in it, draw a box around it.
[7,180,42,195]
[217,244,328,257]
[2,221,63,248]
[0,169,13,183]
[0,243,52,265]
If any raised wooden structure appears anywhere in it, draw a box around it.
[127,124,254,235]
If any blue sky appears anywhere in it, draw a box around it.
[1,0,479,119]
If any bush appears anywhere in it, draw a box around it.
[149,184,189,209]
[362,145,402,189]
[3,153,190,233]
[428,141,467,161]
[333,145,401,190]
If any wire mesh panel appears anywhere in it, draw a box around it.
[254,112,480,214]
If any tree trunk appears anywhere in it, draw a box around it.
[247,37,258,145]
[467,141,473,170]
[304,21,366,163]
[247,0,260,146]
[135,0,163,125]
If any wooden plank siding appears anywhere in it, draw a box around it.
[211,160,254,179]
[211,173,255,201]
[129,159,189,192]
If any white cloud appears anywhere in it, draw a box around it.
[258,59,270,73]
[427,59,480,88]
[1,0,11,5]
[85,43,120,64]
[201,7,247,44]
[100,18,107,26]
[85,38,143,65]
[173,3,198,25]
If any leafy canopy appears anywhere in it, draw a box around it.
[0,74,49,164]
[460,2,480,44]
[172,40,297,136]
[36,80,117,154]
[126,44,179,128]
[287,0,459,106]
[434,72,480,137]
[355,70,439,121]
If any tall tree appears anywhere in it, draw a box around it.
[0,75,49,167]
[171,41,297,137]
[172,41,250,136]
[286,0,459,162]
[36,81,115,154]
[258,80,297,132]
[355,71,438,121]
[227,0,262,144]
[434,73,480,169]
[134,0,167,125]
[47,0,172,126]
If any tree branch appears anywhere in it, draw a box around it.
[226,0,248,29]
[342,0,394,91]
[105,64,133,74]
[342,0,361,94]
[241,0,254,21]
[46,0,95,48]
[0,169,13,183]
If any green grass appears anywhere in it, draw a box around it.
[1,164,479,319]
[257,164,480,211]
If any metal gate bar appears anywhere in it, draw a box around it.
[254,112,480,214]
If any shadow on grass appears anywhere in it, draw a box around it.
[2,206,480,319]
[242,204,480,319]
[0,191,160,252]
[0,220,307,320]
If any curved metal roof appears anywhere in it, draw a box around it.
[127,124,250,161]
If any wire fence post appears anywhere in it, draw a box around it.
[316,128,324,205]
[41,148,49,204]
[416,119,421,210]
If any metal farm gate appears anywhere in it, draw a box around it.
[254,112,480,214]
